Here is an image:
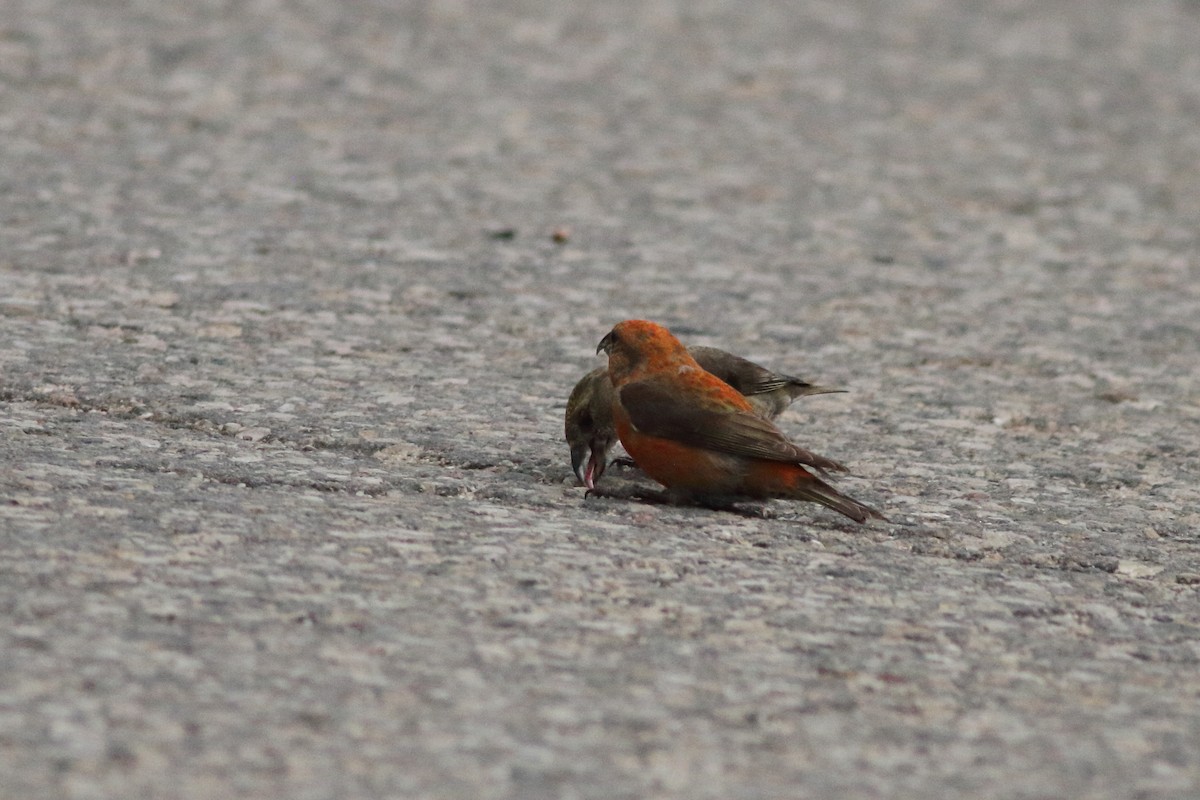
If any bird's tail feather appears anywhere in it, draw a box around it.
[787,384,847,399]
[792,476,885,524]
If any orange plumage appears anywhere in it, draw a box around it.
[596,320,883,523]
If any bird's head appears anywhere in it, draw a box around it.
[597,319,689,384]
[564,367,616,488]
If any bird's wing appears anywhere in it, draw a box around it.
[689,345,839,398]
[618,378,848,473]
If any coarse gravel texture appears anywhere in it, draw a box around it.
[2,1,1199,799]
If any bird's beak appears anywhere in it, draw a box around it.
[570,442,591,486]
[584,448,605,490]
[596,330,616,356]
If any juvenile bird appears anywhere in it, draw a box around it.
[565,346,840,489]
[596,319,883,523]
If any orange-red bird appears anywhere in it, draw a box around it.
[565,347,841,489]
[596,320,883,523]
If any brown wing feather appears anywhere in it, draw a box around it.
[688,346,790,395]
[619,379,848,473]
[688,346,845,417]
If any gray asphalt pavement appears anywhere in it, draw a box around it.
[3,1,1199,798]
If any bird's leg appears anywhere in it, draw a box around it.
[584,483,672,505]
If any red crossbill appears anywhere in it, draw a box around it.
[565,347,841,489]
[595,320,883,523]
